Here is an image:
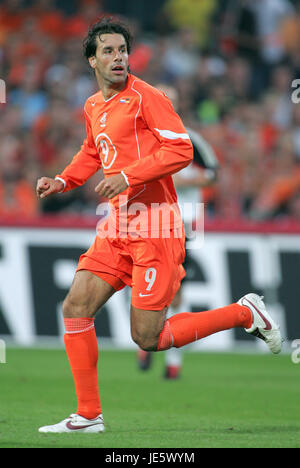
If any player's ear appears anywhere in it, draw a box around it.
[88,56,97,69]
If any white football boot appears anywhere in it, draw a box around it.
[38,413,105,433]
[238,293,282,354]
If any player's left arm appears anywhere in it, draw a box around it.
[120,86,193,187]
[95,172,128,199]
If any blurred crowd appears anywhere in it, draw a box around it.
[1,0,300,223]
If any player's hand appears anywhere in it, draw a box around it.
[36,177,64,199]
[95,173,128,199]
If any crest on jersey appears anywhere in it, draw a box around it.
[100,112,107,127]
[120,98,130,104]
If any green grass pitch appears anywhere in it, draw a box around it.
[0,347,300,448]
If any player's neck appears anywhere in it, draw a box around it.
[98,76,129,101]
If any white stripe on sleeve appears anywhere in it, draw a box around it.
[154,128,191,140]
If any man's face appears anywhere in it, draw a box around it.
[89,33,129,87]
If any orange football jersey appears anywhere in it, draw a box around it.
[57,74,193,233]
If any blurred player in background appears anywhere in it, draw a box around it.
[36,17,282,434]
[137,84,219,379]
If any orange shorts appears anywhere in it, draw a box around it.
[76,228,186,310]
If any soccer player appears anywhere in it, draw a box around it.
[36,18,282,433]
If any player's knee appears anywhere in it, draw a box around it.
[135,338,158,352]
[62,293,93,318]
[131,330,159,352]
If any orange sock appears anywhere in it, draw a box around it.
[64,318,101,420]
[157,304,252,351]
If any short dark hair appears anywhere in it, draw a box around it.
[83,16,133,60]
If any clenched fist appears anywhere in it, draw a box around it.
[36,177,65,199]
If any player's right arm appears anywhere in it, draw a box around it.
[36,102,101,199]
[36,177,65,199]
[56,103,101,192]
